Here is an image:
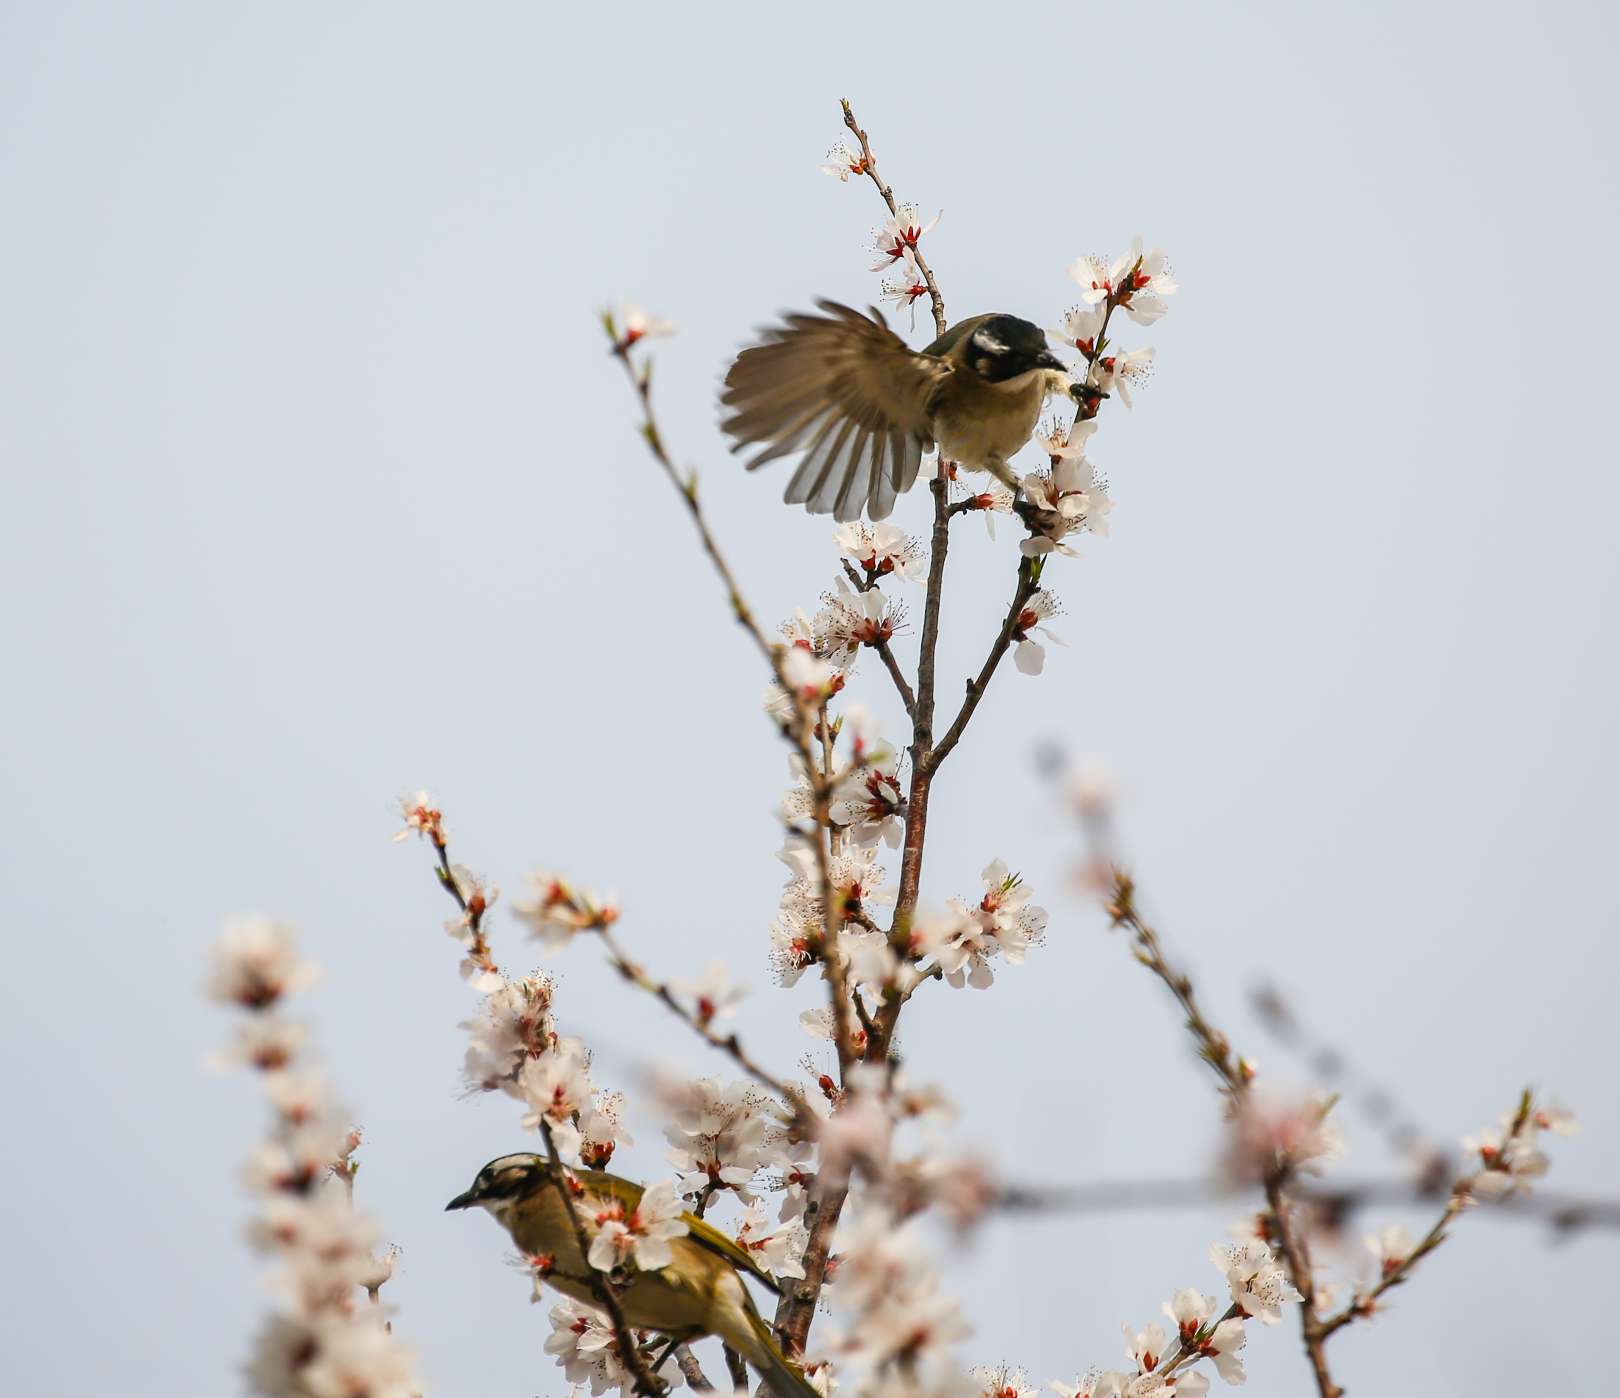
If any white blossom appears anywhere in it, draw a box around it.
[1050,1372,1124,1398]
[1047,304,1106,357]
[513,871,618,953]
[1093,346,1155,408]
[1161,1288,1216,1341]
[818,579,906,657]
[460,972,557,1094]
[1069,237,1177,325]
[392,789,444,843]
[734,1198,809,1280]
[673,960,748,1028]
[1208,1237,1303,1324]
[975,1366,1039,1398]
[835,520,926,584]
[579,1090,633,1170]
[1010,591,1065,677]
[586,1178,689,1272]
[1223,1089,1346,1182]
[870,203,940,272]
[1364,1223,1413,1279]
[207,916,319,1011]
[1121,1321,1168,1374]
[663,1077,779,1197]
[519,1040,594,1157]
[832,760,906,848]
[614,303,675,350]
[821,141,869,181]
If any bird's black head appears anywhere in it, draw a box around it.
[445,1152,545,1211]
[966,314,1066,383]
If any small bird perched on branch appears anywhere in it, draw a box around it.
[447,1154,819,1398]
[721,300,1072,521]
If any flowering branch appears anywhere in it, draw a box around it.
[207,918,420,1396]
[1081,818,1576,1398]
[838,98,945,339]
[606,330,860,1079]
[590,919,803,1114]
[1317,1091,1550,1340]
[415,803,803,1117]
[537,1120,670,1398]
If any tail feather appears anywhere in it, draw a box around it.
[714,1280,820,1398]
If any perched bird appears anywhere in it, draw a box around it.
[721,300,1073,521]
[447,1154,818,1398]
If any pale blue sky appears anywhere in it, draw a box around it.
[2,2,1617,1393]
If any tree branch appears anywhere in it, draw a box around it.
[536,1120,667,1397]
[590,922,803,1115]
[928,557,1039,772]
[839,99,946,339]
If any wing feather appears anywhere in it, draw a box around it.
[721,301,947,520]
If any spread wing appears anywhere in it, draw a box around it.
[720,300,950,521]
[582,1170,782,1296]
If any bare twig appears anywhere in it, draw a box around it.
[995,1174,1620,1232]
[1105,869,1247,1100]
[874,638,918,721]
[928,557,1040,771]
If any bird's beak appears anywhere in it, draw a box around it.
[445,1189,478,1211]
[1037,350,1066,371]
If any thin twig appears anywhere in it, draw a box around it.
[995,1174,1620,1232]
[928,557,1039,771]
[1105,869,1247,1100]
[590,922,803,1113]
[839,99,946,339]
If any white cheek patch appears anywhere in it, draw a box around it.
[971,328,1010,355]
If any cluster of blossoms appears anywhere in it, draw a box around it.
[915,860,1050,990]
[824,1206,968,1385]
[1221,1088,1347,1184]
[430,850,633,1169]
[1463,1097,1576,1199]
[512,869,621,954]
[1020,238,1175,558]
[207,917,420,1398]
[1047,1239,1293,1398]
[544,1297,686,1396]
[660,1076,793,1206]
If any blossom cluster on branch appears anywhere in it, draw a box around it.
[208,917,420,1398]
